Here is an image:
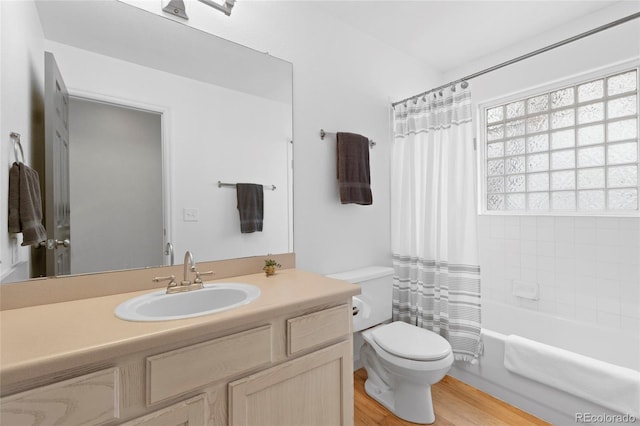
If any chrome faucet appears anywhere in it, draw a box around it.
[183,250,196,285]
[152,250,214,294]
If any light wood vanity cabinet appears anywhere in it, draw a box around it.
[1,303,354,426]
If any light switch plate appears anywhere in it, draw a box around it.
[183,208,199,222]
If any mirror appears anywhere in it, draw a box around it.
[1,0,293,284]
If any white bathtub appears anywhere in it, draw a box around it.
[450,300,640,425]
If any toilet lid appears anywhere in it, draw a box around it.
[372,321,452,361]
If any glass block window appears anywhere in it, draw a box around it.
[483,68,639,213]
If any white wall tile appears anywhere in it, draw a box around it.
[556,287,576,305]
[505,216,521,240]
[574,243,599,261]
[597,311,621,328]
[521,254,537,270]
[618,245,639,266]
[620,316,640,334]
[505,251,521,268]
[537,268,556,287]
[555,242,575,259]
[595,278,620,299]
[597,296,621,315]
[596,260,622,281]
[537,240,555,257]
[478,214,639,333]
[575,306,598,324]
[538,299,557,314]
[537,218,555,242]
[521,217,538,240]
[489,216,506,239]
[555,257,576,285]
[596,227,623,247]
[575,292,597,310]
[555,217,575,242]
[504,240,521,256]
[520,240,537,255]
[556,302,576,319]
[539,284,556,301]
[618,263,640,283]
[596,217,620,230]
[575,226,597,245]
[574,217,597,228]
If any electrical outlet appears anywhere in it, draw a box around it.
[183,208,199,222]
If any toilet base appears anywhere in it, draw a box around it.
[364,378,435,425]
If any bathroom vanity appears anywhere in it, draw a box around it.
[0,266,359,425]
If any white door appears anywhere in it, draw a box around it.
[44,51,71,276]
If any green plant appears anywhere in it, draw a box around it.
[264,259,281,268]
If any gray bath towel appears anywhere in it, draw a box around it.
[8,162,47,246]
[337,132,373,205]
[236,183,263,233]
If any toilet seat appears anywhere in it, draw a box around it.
[372,321,451,361]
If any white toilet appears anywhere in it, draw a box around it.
[327,266,453,425]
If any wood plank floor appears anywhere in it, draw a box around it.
[354,369,550,426]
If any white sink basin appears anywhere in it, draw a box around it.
[115,283,261,322]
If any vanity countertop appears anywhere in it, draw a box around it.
[0,268,360,389]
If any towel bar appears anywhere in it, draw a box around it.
[319,129,376,148]
[218,181,276,191]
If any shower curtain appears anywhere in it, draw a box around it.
[391,86,482,362]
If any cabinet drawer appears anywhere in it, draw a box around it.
[287,304,350,356]
[122,394,207,425]
[0,367,119,426]
[147,325,272,405]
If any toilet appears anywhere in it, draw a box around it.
[327,266,453,425]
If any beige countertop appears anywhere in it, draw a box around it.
[0,269,360,390]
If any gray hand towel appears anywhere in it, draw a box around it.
[337,132,373,205]
[8,162,47,246]
[236,183,264,233]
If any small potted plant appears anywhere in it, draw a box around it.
[263,259,281,277]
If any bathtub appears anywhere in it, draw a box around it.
[450,300,640,425]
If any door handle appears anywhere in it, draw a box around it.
[46,239,70,249]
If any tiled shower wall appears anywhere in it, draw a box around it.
[478,215,640,334]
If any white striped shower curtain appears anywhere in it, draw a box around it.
[391,87,482,362]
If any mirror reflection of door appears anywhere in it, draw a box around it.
[42,51,71,277]
[67,97,164,275]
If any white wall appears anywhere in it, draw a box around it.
[0,1,45,282]
[47,40,292,265]
[121,0,439,274]
[443,2,640,335]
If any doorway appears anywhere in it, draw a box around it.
[68,97,164,274]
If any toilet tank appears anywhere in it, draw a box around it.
[326,266,394,332]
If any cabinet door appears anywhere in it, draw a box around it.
[229,341,353,426]
[0,368,119,426]
[121,395,207,426]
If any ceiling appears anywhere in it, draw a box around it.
[312,1,627,74]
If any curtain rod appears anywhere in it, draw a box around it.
[392,11,640,107]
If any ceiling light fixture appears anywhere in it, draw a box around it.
[162,0,189,19]
[162,0,236,19]
[198,0,235,16]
